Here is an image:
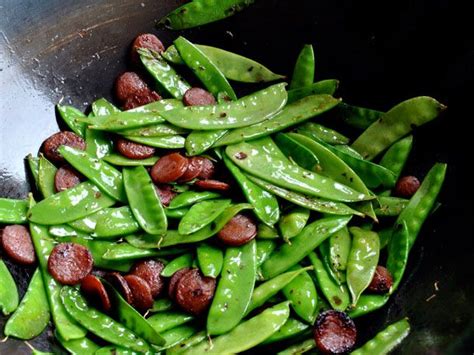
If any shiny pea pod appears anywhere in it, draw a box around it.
[336,102,383,130]
[161,253,194,277]
[124,135,185,149]
[348,294,389,318]
[262,215,352,279]
[375,196,409,217]
[185,129,229,156]
[0,260,19,315]
[165,207,189,219]
[263,317,310,344]
[147,311,194,333]
[150,298,174,313]
[81,111,165,131]
[278,206,311,241]
[274,132,320,171]
[93,206,141,237]
[287,79,339,103]
[207,239,257,335]
[26,154,40,188]
[378,228,392,249]
[292,122,349,145]
[224,154,280,226]
[55,332,100,355]
[0,198,28,224]
[38,155,57,198]
[103,154,159,167]
[329,226,351,271]
[94,346,138,355]
[88,99,119,158]
[386,222,410,294]
[352,96,446,160]
[178,199,231,235]
[49,224,87,238]
[57,104,87,138]
[257,223,280,239]
[166,330,207,354]
[347,227,380,306]
[119,122,188,137]
[319,240,345,285]
[290,44,315,89]
[333,144,364,159]
[168,191,221,210]
[155,325,199,351]
[102,242,186,261]
[196,243,224,278]
[277,337,316,355]
[68,209,107,233]
[256,240,277,268]
[127,98,184,113]
[379,135,413,180]
[92,98,121,116]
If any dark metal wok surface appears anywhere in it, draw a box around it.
[1,0,472,353]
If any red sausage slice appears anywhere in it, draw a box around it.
[123,275,154,312]
[197,158,215,180]
[80,274,112,312]
[194,179,230,191]
[129,259,165,298]
[175,268,216,315]
[151,153,189,184]
[105,272,134,305]
[123,89,161,110]
[47,243,93,285]
[178,157,204,183]
[116,138,156,160]
[367,266,393,293]
[217,214,257,246]
[314,310,357,354]
[55,165,82,192]
[131,33,165,65]
[155,184,177,207]
[42,131,86,164]
[1,225,36,265]
[115,72,149,103]
[183,88,216,107]
[395,176,420,198]
[168,267,191,300]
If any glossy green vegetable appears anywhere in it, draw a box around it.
[386,221,410,293]
[57,104,86,137]
[55,332,100,355]
[124,135,185,149]
[165,207,190,219]
[168,191,221,210]
[166,330,207,354]
[374,196,409,216]
[277,337,316,355]
[150,298,174,313]
[292,122,349,145]
[26,154,40,188]
[93,206,140,238]
[49,224,85,238]
[92,98,121,116]
[102,242,186,261]
[119,122,188,137]
[88,100,119,158]
[290,44,315,89]
[256,240,277,267]
[287,79,339,103]
[207,239,257,335]
[178,199,231,235]
[349,294,389,318]
[38,155,57,198]
[127,98,184,113]
[278,206,310,241]
[0,198,28,224]
[161,253,194,277]
[0,259,19,315]
[185,129,229,156]
[329,226,351,271]
[379,135,413,180]
[257,223,280,239]
[336,102,383,130]
[274,132,320,171]
[147,311,194,333]
[197,243,224,278]
[263,317,310,344]
[155,324,199,351]
[319,240,345,285]
[67,209,107,233]
[103,154,159,166]
[82,111,165,131]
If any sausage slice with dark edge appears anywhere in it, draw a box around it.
[123,275,154,312]
[194,179,230,191]
[122,89,161,110]
[151,153,189,184]
[1,225,36,265]
[217,213,257,246]
[47,243,93,285]
[395,176,420,198]
[105,272,134,305]
[367,266,393,293]
[168,267,191,300]
[155,184,177,207]
[129,259,165,298]
[55,165,82,192]
[178,157,205,182]
[80,274,112,312]
[183,88,217,107]
[314,310,357,354]
[116,138,156,160]
[42,131,86,164]
[115,72,149,103]
[131,33,165,65]
[175,268,216,315]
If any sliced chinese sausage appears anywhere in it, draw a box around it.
[54,165,82,192]
[80,274,111,312]
[115,72,149,103]
[129,259,165,298]
[105,272,134,305]
[183,87,217,107]
[47,243,93,285]
[155,184,177,207]
[123,89,161,110]
[131,33,165,65]
[42,131,86,164]
[314,310,357,354]
[116,138,156,160]
[123,275,154,312]
[1,225,36,265]
[175,268,216,315]
[178,157,205,183]
[168,267,191,300]
[367,266,393,293]
[194,179,230,191]
[151,153,188,184]
[197,158,216,180]
[395,175,420,198]
[217,213,257,246]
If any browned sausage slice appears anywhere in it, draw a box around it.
[123,89,161,110]
[367,266,393,293]
[47,243,93,285]
[395,176,420,198]
[178,157,204,183]
[155,184,177,207]
[151,153,188,184]
[197,158,216,180]
[131,33,165,65]
[116,138,156,160]
[183,88,216,107]
[175,268,216,315]
[42,131,86,164]
[1,225,36,265]
[217,214,257,246]
[55,165,82,192]
[80,274,112,312]
[123,275,154,312]
[194,179,230,191]
[105,272,134,305]
[115,72,149,103]
[129,259,165,298]
[314,310,357,354]
[168,267,191,300]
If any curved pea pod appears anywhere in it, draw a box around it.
[161,253,194,277]
[319,240,346,285]
[49,224,89,238]
[123,166,167,235]
[278,206,311,241]
[124,135,185,149]
[207,239,257,335]
[224,154,280,226]
[80,111,165,131]
[292,122,349,145]
[256,240,277,267]
[185,129,229,156]
[102,242,186,261]
[347,227,380,306]
[168,191,221,210]
[57,104,86,137]
[395,163,447,250]
[378,228,392,249]
[282,265,318,323]
[336,102,383,130]
[178,199,231,235]
[28,181,116,225]
[166,330,207,354]
[197,243,224,278]
[329,226,351,271]
[94,206,141,238]
[88,100,119,158]
[38,155,57,198]
[55,332,100,355]
[277,337,316,355]
[349,294,389,318]
[352,96,446,160]
[257,223,280,239]
[127,98,184,113]
[287,79,339,103]
[165,207,189,219]
[214,94,341,147]
[68,209,107,233]
[103,154,159,167]
[0,260,19,315]
[159,0,255,30]
[387,221,410,293]
[333,144,364,159]
[375,196,409,217]
[92,98,121,116]
[290,44,315,90]
[262,215,351,279]
[162,44,183,64]
[147,310,194,333]
[379,135,413,180]
[188,301,290,355]
[60,286,150,352]
[0,198,28,224]
[152,324,199,351]
[308,251,350,311]
[262,317,310,344]
[274,132,320,171]
[119,123,188,137]
[150,298,174,313]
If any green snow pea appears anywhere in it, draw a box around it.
[55,332,100,355]
[68,209,107,233]
[352,96,446,160]
[308,251,350,311]
[197,243,224,278]
[185,129,229,156]
[386,221,410,293]
[123,166,167,235]
[262,215,351,279]
[155,324,199,351]
[165,207,191,219]
[347,227,380,306]
[257,223,280,239]
[292,122,349,145]
[274,132,320,170]
[26,154,40,188]
[82,111,165,131]
[28,181,115,225]
[3,268,50,339]
[336,102,383,130]
[57,104,86,137]
[161,83,287,130]
[161,253,194,277]
[333,144,364,159]
[93,346,137,355]
[329,226,351,271]
[119,123,188,137]
[159,0,255,30]
[187,302,290,355]
[102,242,186,261]
[278,206,311,241]
[256,240,277,267]
[319,240,345,285]
[168,191,221,210]
[178,199,231,235]
[0,198,28,224]
[93,206,140,237]
[214,94,340,147]
[378,228,392,249]
[207,239,257,335]
[166,331,207,354]
[351,318,410,355]
[38,155,57,198]
[379,135,413,180]
[59,145,126,202]
[103,153,159,167]
[124,135,185,149]
[88,99,119,158]
[348,294,388,318]
[150,298,174,313]
[49,224,85,238]
[287,79,339,103]
[375,196,409,217]
[263,318,310,344]
[92,98,120,116]
[0,259,19,315]
[224,154,280,226]
[277,337,316,355]
[126,98,184,113]
[290,44,315,89]
[147,311,194,333]
[139,48,190,99]
[60,286,150,352]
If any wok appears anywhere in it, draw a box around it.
[0,0,472,353]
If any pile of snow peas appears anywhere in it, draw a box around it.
[0,33,447,354]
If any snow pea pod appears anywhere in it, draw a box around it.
[178,199,231,235]
[59,145,126,202]
[277,337,316,355]
[207,239,257,335]
[147,310,194,333]
[352,96,446,160]
[124,135,185,149]
[82,112,165,131]
[214,94,340,147]
[0,198,28,224]
[168,191,221,210]
[57,104,86,138]
[349,294,388,318]
[3,268,50,339]
[287,79,339,103]
[127,98,184,113]
[49,224,87,238]
[347,227,380,306]
[102,242,186,261]
[60,286,150,352]
[263,318,310,344]
[197,243,223,278]
[92,98,120,116]
[352,318,410,355]
[278,206,311,241]
[123,166,167,235]
[185,129,229,156]
[155,324,199,351]
[290,44,315,89]
[38,155,57,198]
[262,215,352,279]
[103,153,159,167]
[88,100,119,158]
[378,228,392,249]
[164,207,190,219]
[386,221,410,293]
[119,123,188,137]
[336,102,383,130]
[333,144,364,159]
[224,154,280,226]
[161,253,194,277]
[166,331,207,354]
[257,223,280,239]
[379,135,413,180]
[161,83,287,130]
[94,206,141,238]
[68,209,107,233]
[292,122,349,145]
[26,154,40,188]
[256,240,277,267]
[375,196,409,217]
[55,332,100,355]
[319,240,345,285]
[274,132,320,170]
[0,260,18,315]
[150,298,174,313]
[329,226,351,271]
[187,301,290,355]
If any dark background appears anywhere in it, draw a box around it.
[1,0,472,353]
